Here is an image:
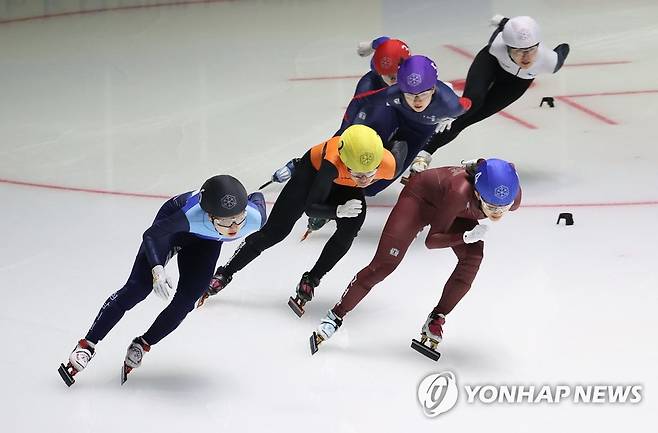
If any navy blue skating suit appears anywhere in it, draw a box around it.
[85,191,266,346]
[339,82,467,196]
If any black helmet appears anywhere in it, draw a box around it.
[199,175,248,217]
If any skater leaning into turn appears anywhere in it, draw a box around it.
[354,36,411,95]
[197,125,407,317]
[263,36,411,194]
[310,158,521,359]
[423,15,570,155]
[59,175,266,386]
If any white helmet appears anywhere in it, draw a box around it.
[502,16,541,49]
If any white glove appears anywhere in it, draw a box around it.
[490,14,506,27]
[272,165,291,183]
[357,41,374,57]
[410,150,432,173]
[463,225,489,244]
[151,265,173,300]
[336,199,363,218]
[436,117,455,133]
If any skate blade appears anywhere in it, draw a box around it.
[300,229,312,242]
[58,363,75,387]
[411,339,441,361]
[196,293,209,309]
[288,296,305,317]
[310,332,323,355]
[120,364,132,385]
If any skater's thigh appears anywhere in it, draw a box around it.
[175,240,222,301]
[115,245,154,304]
[263,156,315,233]
[370,192,427,264]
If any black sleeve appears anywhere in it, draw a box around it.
[389,140,408,178]
[487,17,509,46]
[304,160,340,219]
[553,43,570,73]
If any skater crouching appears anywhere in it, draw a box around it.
[59,175,266,385]
[310,158,521,359]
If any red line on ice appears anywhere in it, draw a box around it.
[555,96,618,125]
[0,0,231,25]
[496,111,538,129]
[3,178,658,208]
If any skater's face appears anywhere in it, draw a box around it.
[508,44,539,69]
[403,87,435,112]
[348,168,378,187]
[211,210,247,237]
[381,73,397,86]
[475,192,513,221]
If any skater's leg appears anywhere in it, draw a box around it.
[307,186,367,281]
[84,246,154,344]
[141,240,222,345]
[433,219,484,315]
[223,155,314,277]
[332,191,426,317]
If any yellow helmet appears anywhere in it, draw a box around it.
[338,125,384,172]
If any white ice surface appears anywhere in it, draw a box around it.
[1,1,657,432]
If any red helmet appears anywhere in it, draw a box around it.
[372,39,411,76]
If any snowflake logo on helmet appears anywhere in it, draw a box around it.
[407,73,422,87]
[494,185,510,199]
[360,152,374,166]
[221,194,237,209]
[518,29,531,42]
[380,56,392,69]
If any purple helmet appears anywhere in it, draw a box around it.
[474,159,520,206]
[397,55,438,94]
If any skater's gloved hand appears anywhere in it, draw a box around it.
[357,40,375,57]
[151,265,173,300]
[272,159,296,183]
[336,199,363,218]
[436,117,455,133]
[490,14,507,27]
[463,224,489,244]
[410,150,432,173]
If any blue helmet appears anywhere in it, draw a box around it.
[397,55,438,94]
[474,159,520,206]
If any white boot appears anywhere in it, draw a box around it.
[69,339,95,372]
[317,310,343,340]
[421,313,446,342]
[125,337,150,369]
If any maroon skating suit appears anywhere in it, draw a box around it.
[332,166,522,318]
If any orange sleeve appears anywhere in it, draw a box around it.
[375,150,396,180]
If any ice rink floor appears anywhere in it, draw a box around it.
[1,1,657,432]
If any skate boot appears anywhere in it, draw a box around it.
[288,272,320,317]
[121,336,151,385]
[197,266,232,308]
[310,310,343,355]
[58,339,96,386]
[300,217,329,241]
[411,312,445,361]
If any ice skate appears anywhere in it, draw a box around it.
[121,337,150,385]
[411,312,445,361]
[300,217,329,241]
[310,310,342,355]
[58,339,95,387]
[288,272,320,317]
[197,266,232,308]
